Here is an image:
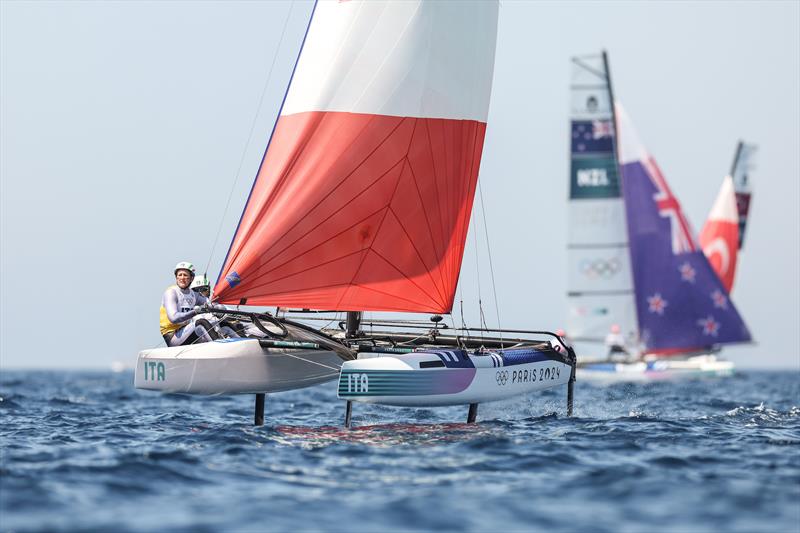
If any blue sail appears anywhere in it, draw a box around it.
[615,103,751,352]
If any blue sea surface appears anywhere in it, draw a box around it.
[1,370,798,532]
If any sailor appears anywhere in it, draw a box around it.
[160,262,234,347]
[189,273,212,298]
[189,273,244,338]
[550,328,570,354]
[605,324,628,361]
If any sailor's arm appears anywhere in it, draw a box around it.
[195,293,227,311]
[163,289,196,324]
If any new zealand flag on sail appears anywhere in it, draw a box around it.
[570,120,620,199]
[571,120,615,154]
[620,157,751,351]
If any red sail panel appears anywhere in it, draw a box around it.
[214,111,486,313]
[699,176,740,293]
[700,219,739,293]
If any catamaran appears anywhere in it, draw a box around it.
[699,141,757,294]
[136,0,575,424]
[565,51,752,382]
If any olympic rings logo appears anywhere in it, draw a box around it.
[579,258,621,279]
[496,370,509,386]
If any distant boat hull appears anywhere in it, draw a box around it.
[577,353,734,383]
[338,347,572,407]
[134,338,348,395]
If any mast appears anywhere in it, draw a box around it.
[603,50,621,179]
[603,50,626,206]
[603,50,640,346]
[345,311,362,339]
[730,140,744,178]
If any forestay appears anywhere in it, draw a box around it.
[214,0,499,313]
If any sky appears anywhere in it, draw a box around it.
[1,0,798,370]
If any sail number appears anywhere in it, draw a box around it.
[143,361,166,381]
[346,373,369,393]
[576,168,609,187]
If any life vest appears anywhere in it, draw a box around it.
[159,285,200,335]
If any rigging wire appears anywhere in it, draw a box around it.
[397,333,429,346]
[469,208,486,343]
[477,181,503,348]
[203,1,296,276]
[456,279,471,347]
[278,350,342,373]
[459,292,467,331]
[457,271,470,341]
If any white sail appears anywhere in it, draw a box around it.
[566,53,637,352]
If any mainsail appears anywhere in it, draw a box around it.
[699,141,757,292]
[214,0,499,313]
[699,175,739,293]
[566,52,637,345]
[616,103,751,351]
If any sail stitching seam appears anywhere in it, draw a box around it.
[346,279,439,311]
[419,120,451,293]
[239,158,406,288]
[331,119,420,311]
[228,113,408,284]
[384,206,447,308]
[223,111,328,274]
[442,120,460,300]
[424,120,449,286]
[225,207,388,294]
[455,121,482,311]
[404,147,450,305]
[230,252,366,299]
[217,0,320,284]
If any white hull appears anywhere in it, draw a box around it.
[134,338,347,394]
[577,354,734,383]
[338,348,572,407]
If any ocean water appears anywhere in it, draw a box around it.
[1,369,798,533]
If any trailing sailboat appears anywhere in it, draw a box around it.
[136,0,575,424]
[566,51,751,382]
[700,141,757,293]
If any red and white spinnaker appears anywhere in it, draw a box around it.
[215,0,499,313]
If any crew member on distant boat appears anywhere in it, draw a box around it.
[551,329,571,354]
[160,262,236,346]
[605,324,628,360]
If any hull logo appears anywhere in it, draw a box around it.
[496,370,508,386]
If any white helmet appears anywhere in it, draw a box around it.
[190,273,210,291]
[174,261,196,277]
